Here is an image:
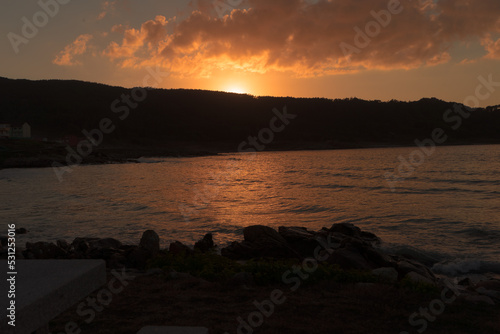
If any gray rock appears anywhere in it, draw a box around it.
[140,230,160,254]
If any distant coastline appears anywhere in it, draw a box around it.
[1,138,500,170]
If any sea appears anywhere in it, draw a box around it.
[1,144,499,278]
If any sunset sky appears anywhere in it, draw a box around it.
[1,0,500,106]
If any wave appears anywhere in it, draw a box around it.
[454,227,500,240]
[432,259,500,276]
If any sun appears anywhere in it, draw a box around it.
[224,85,247,94]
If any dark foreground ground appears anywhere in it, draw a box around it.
[50,271,500,334]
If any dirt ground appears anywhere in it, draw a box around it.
[49,271,500,334]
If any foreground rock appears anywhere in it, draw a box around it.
[221,225,301,259]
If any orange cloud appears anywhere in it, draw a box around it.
[53,34,93,66]
[97,1,117,21]
[100,0,500,77]
[482,35,500,59]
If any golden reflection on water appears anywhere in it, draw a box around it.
[1,145,499,260]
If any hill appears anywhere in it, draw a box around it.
[0,76,499,163]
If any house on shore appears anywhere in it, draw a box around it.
[0,122,31,138]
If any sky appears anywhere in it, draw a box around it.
[1,0,500,107]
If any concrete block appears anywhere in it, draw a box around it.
[1,260,106,334]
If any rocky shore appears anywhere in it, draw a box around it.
[2,223,499,307]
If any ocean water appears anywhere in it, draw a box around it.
[1,144,499,277]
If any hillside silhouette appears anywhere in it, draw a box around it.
[1,76,499,152]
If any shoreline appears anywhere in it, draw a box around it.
[1,139,499,170]
[15,223,498,334]
[3,224,499,301]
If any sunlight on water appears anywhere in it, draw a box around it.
[1,145,499,264]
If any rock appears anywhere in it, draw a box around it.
[372,267,399,283]
[327,248,374,270]
[396,260,436,282]
[475,287,500,300]
[457,277,472,286]
[25,242,67,259]
[15,228,28,234]
[222,225,300,260]
[194,233,215,253]
[244,225,287,244]
[475,279,500,291]
[71,238,96,253]
[169,241,193,256]
[360,231,381,245]
[463,294,495,305]
[92,238,122,250]
[140,230,160,254]
[405,271,435,286]
[278,226,319,257]
[56,240,70,251]
[278,226,315,242]
[329,223,361,237]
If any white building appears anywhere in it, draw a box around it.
[0,122,31,138]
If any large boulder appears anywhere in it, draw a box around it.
[244,225,287,244]
[278,226,319,257]
[329,223,361,237]
[140,230,160,254]
[221,225,300,260]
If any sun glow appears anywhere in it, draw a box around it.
[224,85,247,94]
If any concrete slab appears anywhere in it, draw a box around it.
[0,260,106,334]
[137,326,209,334]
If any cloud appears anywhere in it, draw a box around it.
[482,35,500,59]
[53,34,93,66]
[97,1,117,21]
[99,0,500,77]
